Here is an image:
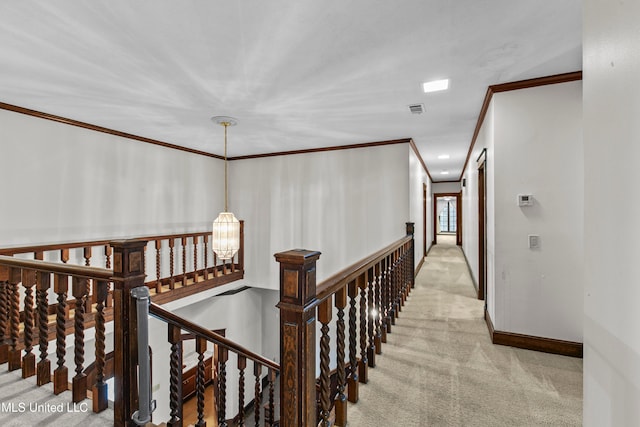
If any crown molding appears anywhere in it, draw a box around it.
[228,138,414,160]
[0,101,224,159]
[459,71,582,181]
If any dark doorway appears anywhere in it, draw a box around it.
[423,183,428,257]
[477,152,487,301]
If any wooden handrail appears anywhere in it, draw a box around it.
[149,302,279,372]
[0,254,112,279]
[315,235,413,304]
[276,222,416,427]
[0,225,246,306]
[0,230,212,256]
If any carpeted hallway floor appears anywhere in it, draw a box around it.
[346,237,583,426]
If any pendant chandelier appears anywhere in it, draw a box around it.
[211,116,240,260]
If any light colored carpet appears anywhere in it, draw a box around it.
[346,241,583,426]
[0,368,113,426]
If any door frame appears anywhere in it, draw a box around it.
[433,192,462,246]
[423,183,428,257]
[477,149,487,301]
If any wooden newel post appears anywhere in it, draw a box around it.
[111,239,147,427]
[275,249,321,427]
[406,222,415,288]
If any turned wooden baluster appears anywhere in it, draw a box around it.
[60,248,69,265]
[33,253,43,314]
[398,249,404,310]
[403,246,408,300]
[105,248,114,309]
[385,254,394,329]
[390,249,397,315]
[390,250,396,319]
[7,267,21,371]
[181,237,188,287]
[218,346,228,427]
[84,247,94,312]
[54,273,68,394]
[347,279,359,403]
[21,269,36,378]
[93,280,109,412]
[393,249,401,319]
[405,245,411,298]
[367,267,376,368]
[400,247,407,304]
[72,277,88,402]
[37,271,51,385]
[357,272,369,383]
[155,240,162,294]
[318,299,332,427]
[193,236,199,283]
[213,253,218,278]
[233,223,242,273]
[169,238,176,290]
[0,274,8,364]
[33,252,44,354]
[195,337,206,427]
[168,324,183,427]
[203,235,210,281]
[380,257,389,342]
[237,355,246,427]
[268,368,276,427]
[374,263,382,355]
[397,249,403,305]
[334,287,348,426]
[388,252,394,325]
[407,223,415,289]
[105,245,113,269]
[222,253,228,276]
[404,245,410,300]
[238,221,245,272]
[59,249,71,320]
[254,363,262,427]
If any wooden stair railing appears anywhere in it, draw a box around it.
[0,221,244,306]
[0,254,113,412]
[275,222,415,427]
[148,302,280,427]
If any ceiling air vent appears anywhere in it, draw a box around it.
[408,103,425,114]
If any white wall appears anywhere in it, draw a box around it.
[584,0,640,424]
[432,181,460,194]
[493,81,583,341]
[257,288,280,364]
[230,143,411,290]
[0,108,223,246]
[461,162,478,287]
[409,148,432,263]
[461,81,582,342]
[462,103,495,313]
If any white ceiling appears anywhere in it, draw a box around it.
[0,1,581,181]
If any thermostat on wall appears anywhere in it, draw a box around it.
[517,194,534,206]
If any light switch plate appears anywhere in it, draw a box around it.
[518,194,534,206]
[528,234,540,249]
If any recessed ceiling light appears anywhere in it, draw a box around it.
[441,170,449,175]
[423,79,449,93]
[437,154,450,159]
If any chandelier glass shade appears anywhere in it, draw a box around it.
[212,212,240,260]
[211,116,240,260]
